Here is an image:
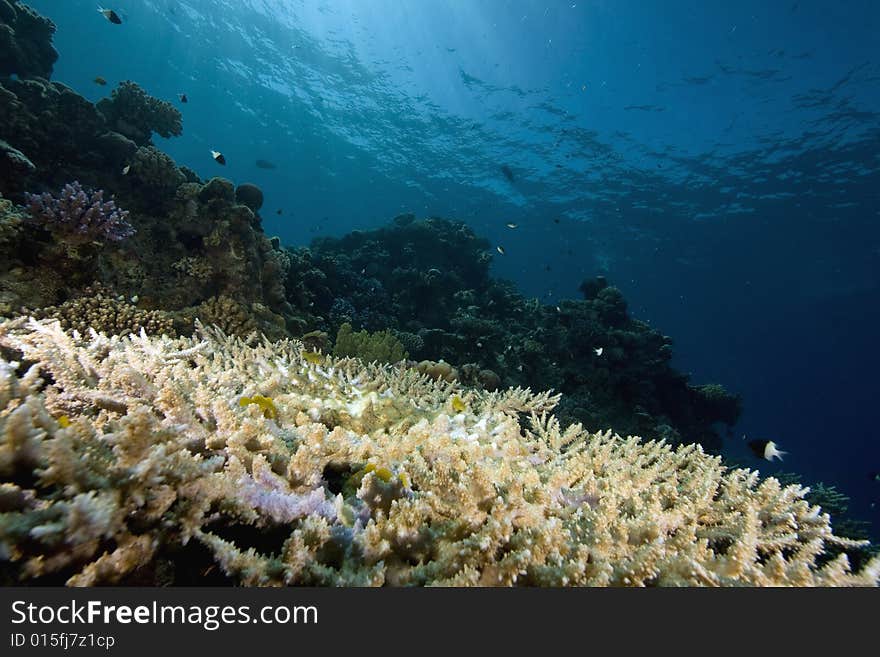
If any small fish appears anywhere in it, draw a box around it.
[506,223,518,229]
[556,306,562,312]
[302,350,322,365]
[57,415,71,428]
[496,246,505,255]
[255,159,277,170]
[594,347,603,356]
[122,164,130,175]
[451,395,466,413]
[747,439,787,462]
[178,93,188,103]
[553,218,560,224]
[210,150,226,165]
[868,471,880,483]
[276,209,283,215]
[93,76,107,86]
[98,8,123,24]
[500,164,515,183]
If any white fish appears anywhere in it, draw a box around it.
[594,347,603,356]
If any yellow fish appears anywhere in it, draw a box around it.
[364,463,393,482]
[238,394,278,420]
[451,395,466,413]
[58,415,71,428]
[302,350,323,365]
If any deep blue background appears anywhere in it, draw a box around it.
[26,0,880,535]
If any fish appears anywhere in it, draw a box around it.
[276,209,283,215]
[93,76,107,86]
[178,93,188,103]
[747,439,787,462]
[255,159,277,170]
[451,395,466,413]
[500,165,515,182]
[868,471,880,483]
[506,223,518,229]
[594,347,603,356]
[57,415,71,428]
[210,150,226,165]
[122,164,130,175]
[98,8,123,24]
[496,246,505,255]
[302,350,323,365]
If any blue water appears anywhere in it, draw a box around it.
[29,0,880,534]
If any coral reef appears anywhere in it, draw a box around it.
[0,77,106,196]
[126,146,186,212]
[286,219,740,451]
[0,318,876,586]
[28,286,174,337]
[26,181,135,245]
[0,0,58,79]
[235,183,264,212]
[0,138,35,182]
[96,81,183,147]
[332,322,408,364]
[189,295,257,338]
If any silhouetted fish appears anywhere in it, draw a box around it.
[98,8,122,24]
[255,159,277,170]
[178,93,188,103]
[500,165,515,182]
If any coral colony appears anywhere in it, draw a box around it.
[26,182,135,244]
[0,2,877,586]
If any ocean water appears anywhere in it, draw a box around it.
[22,0,880,536]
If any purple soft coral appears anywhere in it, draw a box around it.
[26,181,135,244]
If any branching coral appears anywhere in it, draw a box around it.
[0,318,876,587]
[26,181,135,245]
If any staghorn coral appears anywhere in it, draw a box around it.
[26,181,135,245]
[333,322,408,364]
[0,317,876,587]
